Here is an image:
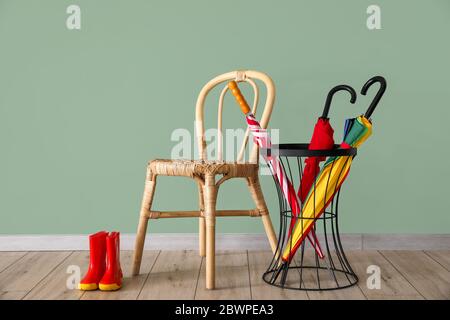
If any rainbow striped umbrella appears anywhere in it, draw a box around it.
[282,115,372,262]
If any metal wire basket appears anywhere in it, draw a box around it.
[262,143,358,291]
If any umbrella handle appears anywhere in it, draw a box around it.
[228,81,251,115]
[322,85,357,119]
[361,76,387,119]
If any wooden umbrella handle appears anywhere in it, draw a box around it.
[228,81,251,115]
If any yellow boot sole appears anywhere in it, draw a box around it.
[99,283,121,291]
[78,283,98,291]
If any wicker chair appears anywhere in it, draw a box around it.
[132,70,278,289]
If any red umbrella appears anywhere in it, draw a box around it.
[298,85,357,203]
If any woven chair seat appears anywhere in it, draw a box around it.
[149,159,259,178]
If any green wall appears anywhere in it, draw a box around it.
[1,0,449,234]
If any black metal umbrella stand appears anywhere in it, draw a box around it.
[262,144,359,291]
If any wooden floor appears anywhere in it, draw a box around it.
[0,250,449,300]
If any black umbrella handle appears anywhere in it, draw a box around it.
[361,76,387,119]
[321,85,357,119]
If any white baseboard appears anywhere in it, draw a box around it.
[361,234,450,250]
[0,234,270,251]
[0,233,449,251]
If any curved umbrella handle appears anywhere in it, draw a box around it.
[322,85,357,119]
[361,76,387,119]
[228,81,251,115]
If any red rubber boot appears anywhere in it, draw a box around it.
[99,232,123,291]
[79,231,107,291]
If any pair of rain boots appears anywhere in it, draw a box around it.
[79,231,123,291]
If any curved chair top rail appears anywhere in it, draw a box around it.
[195,70,276,163]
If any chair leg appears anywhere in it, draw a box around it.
[261,215,278,253]
[247,177,278,254]
[132,169,157,276]
[204,174,217,289]
[198,182,206,257]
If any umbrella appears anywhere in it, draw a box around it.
[228,81,325,258]
[282,75,387,262]
[298,85,356,203]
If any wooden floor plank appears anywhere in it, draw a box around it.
[346,250,423,300]
[0,251,71,293]
[82,250,159,300]
[381,251,450,300]
[23,251,88,300]
[298,251,366,300]
[138,250,201,300]
[0,252,28,273]
[248,251,308,300]
[0,291,28,300]
[425,251,450,272]
[195,251,251,300]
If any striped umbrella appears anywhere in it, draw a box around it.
[282,115,372,262]
[228,81,324,258]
